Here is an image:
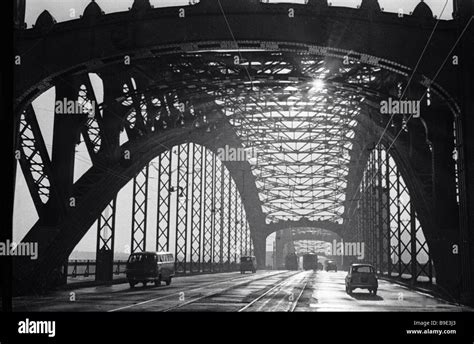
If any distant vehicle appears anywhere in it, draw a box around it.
[240,256,257,274]
[285,253,298,270]
[302,254,318,271]
[345,263,378,295]
[325,260,337,272]
[126,252,175,288]
[325,260,338,272]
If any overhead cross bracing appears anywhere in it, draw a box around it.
[165,51,409,224]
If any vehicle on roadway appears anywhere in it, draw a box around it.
[302,254,318,271]
[126,252,175,288]
[345,263,378,295]
[240,256,257,274]
[285,253,299,270]
[325,260,337,272]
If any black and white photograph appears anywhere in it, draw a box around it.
[2,0,474,341]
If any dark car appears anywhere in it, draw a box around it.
[325,260,337,272]
[345,263,378,295]
[240,256,257,274]
[126,252,175,288]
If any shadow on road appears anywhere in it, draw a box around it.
[349,292,384,301]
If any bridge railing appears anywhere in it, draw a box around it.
[66,260,128,279]
[64,260,241,281]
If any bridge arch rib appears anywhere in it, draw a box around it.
[14,0,460,111]
[14,108,267,292]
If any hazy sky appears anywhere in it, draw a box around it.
[25,0,453,26]
[15,0,450,257]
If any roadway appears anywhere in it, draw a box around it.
[13,271,472,312]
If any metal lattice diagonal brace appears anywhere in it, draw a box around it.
[190,143,203,272]
[356,144,433,284]
[156,151,172,252]
[131,164,149,254]
[79,78,103,160]
[175,144,190,273]
[17,106,53,215]
[96,197,116,281]
[213,158,223,271]
[221,167,231,269]
[202,149,216,272]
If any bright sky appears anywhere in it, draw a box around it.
[25,0,453,26]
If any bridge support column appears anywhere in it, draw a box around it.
[227,177,234,270]
[425,106,461,300]
[222,167,231,271]
[175,144,190,273]
[131,164,149,253]
[190,144,203,273]
[96,198,116,282]
[213,160,224,272]
[156,151,172,252]
[202,151,215,272]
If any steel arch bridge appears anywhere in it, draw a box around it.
[12,0,474,306]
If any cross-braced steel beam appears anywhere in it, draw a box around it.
[96,198,116,281]
[202,150,216,272]
[355,145,433,284]
[131,164,149,253]
[213,158,224,271]
[17,106,54,216]
[190,143,203,272]
[175,144,190,273]
[156,151,172,252]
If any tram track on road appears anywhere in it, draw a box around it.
[161,271,300,312]
[289,273,310,312]
[240,270,311,312]
[108,271,288,312]
[161,271,310,312]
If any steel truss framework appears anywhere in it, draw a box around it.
[131,165,149,254]
[197,52,409,224]
[17,50,440,228]
[95,197,117,281]
[124,143,252,274]
[353,145,433,283]
[157,151,172,252]
[113,51,442,227]
[14,50,445,290]
[93,143,253,276]
[96,198,117,254]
